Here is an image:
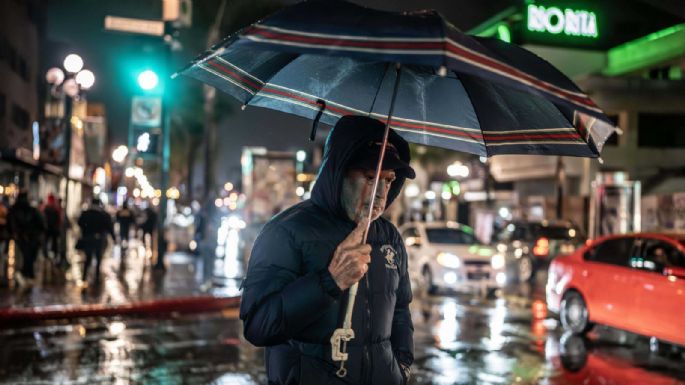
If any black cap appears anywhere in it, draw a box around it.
[347,140,416,179]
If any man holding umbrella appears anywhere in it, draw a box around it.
[240,115,415,385]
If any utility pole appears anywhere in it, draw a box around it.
[156,39,172,269]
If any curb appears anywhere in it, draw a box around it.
[0,295,240,322]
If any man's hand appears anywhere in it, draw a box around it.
[328,219,371,290]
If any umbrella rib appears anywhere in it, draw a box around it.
[450,69,489,158]
[368,63,391,117]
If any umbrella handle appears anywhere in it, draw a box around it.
[310,99,326,141]
[330,63,403,378]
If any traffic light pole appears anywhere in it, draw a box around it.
[155,31,172,269]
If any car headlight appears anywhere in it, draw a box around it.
[491,254,505,269]
[437,252,461,269]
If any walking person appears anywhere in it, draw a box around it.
[42,193,62,260]
[140,205,158,250]
[8,192,46,287]
[77,198,114,287]
[115,201,135,247]
[0,196,10,285]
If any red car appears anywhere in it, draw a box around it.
[547,233,685,347]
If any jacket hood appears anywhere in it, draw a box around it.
[310,115,411,221]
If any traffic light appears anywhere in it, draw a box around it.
[137,69,159,91]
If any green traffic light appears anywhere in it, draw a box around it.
[137,69,159,90]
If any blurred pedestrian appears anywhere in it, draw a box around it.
[0,196,9,284]
[8,192,46,287]
[195,200,219,289]
[42,193,62,260]
[116,201,135,247]
[77,198,114,286]
[140,205,158,247]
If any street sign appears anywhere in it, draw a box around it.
[104,16,165,36]
[163,0,192,27]
[131,96,162,127]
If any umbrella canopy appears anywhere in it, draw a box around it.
[177,0,618,158]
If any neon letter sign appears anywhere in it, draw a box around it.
[527,4,598,38]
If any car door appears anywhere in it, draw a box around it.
[632,237,685,344]
[582,237,641,328]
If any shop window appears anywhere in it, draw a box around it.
[638,113,685,148]
[11,103,29,130]
[18,57,29,81]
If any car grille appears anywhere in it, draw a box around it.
[464,260,490,267]
[467,272,490,280]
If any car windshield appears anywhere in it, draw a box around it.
[530,224,579,240]
[426,228,478,244]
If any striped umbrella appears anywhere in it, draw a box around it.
[175,0,618,376]
[176,0,618,158]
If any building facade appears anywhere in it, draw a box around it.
[468,0,685,233]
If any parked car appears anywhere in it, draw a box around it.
[547,232,685,348]
[496,220,585,281]
[399,221,521,296]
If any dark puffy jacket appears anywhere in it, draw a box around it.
[240,116,414,385]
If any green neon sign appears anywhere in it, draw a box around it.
[527,4,598,38]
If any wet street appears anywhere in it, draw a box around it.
[2,283,683,385]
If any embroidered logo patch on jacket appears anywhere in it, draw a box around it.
[381,244,397,270]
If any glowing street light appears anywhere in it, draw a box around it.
[404,183,420,198]
[45,67,65,86]
[112,145,129,163]
[75,69,95,90]
[447,161,470,178]
[137,132,151,152]
[63,54,84,73]
[224,182,234,191]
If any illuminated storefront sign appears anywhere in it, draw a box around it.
[527,4,598,38]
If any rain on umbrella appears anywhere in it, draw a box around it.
[175,0,619,377]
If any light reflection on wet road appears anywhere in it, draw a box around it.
[1,285,683,384]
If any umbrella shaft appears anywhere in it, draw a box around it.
[334,63,403,375]
[362,63,402,244]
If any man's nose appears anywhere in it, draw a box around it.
[376,180,390,198]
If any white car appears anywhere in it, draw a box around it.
[399,221,507,295]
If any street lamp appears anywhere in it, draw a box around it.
[75,69,95,90]
[45,53,95,262]
[46,67,65,86]
[63,54,84,73]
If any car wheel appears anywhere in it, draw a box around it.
[560,291,593,334]
[422,266,437,296]
[518,257,533,283]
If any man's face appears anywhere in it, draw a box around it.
[341,168,396,222]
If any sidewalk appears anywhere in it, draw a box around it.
[0,239,242,322]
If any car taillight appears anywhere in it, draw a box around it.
[533,237,549,258]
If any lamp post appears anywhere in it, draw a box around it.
[45,54,95,261]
